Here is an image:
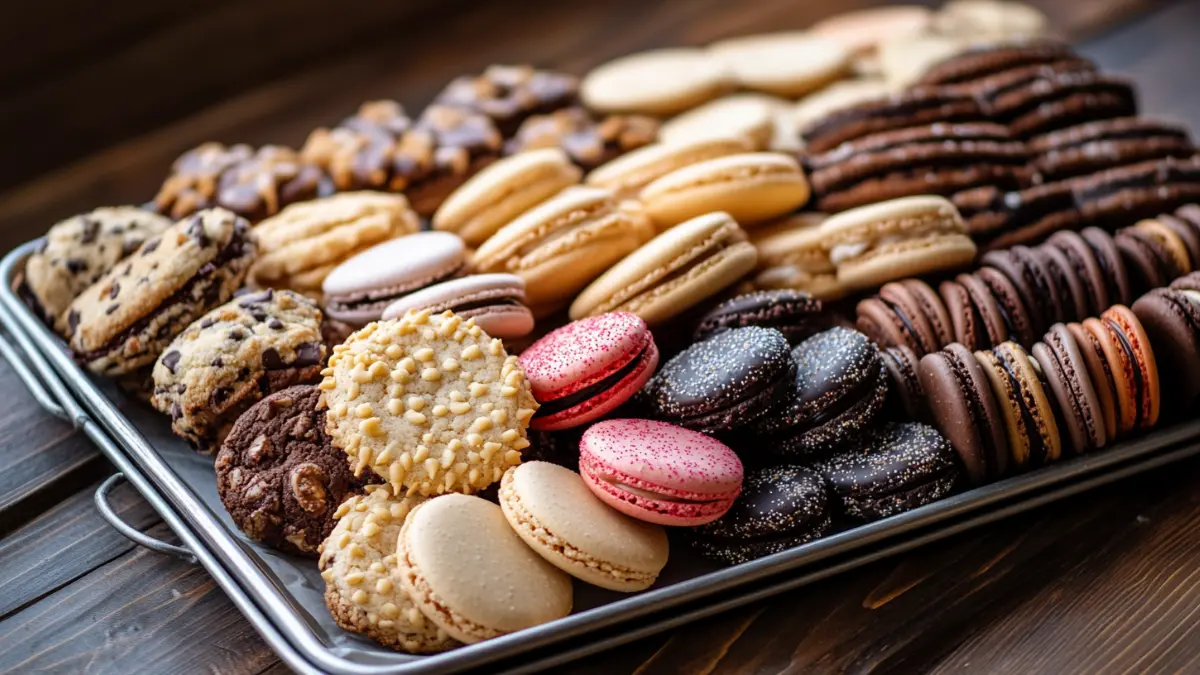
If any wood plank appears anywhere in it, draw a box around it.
[0,523,277,675]
[0,477,160,619]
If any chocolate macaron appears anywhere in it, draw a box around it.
[1031,324,1106,455]
[880,345,927,422]
[1133,279,1200,409]
[693,290,827,344]
[856,280,952,356]
[919,343,1009,485]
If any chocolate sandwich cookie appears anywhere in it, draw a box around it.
[856,280,949,356]
[799,86,986,154]
[65,209,255,376]
[154,143,330,222]
[976,266,1037,346]
[960,180,1084,250]
[1031,324,1107,455]
[919,343,1009,484]
[819,422,959,521]
[973,65,1135,138]
[433,64,579,136]
[974,341,1062,471]
[1134,281,1200,410]
[807,122,1028,212]
[645,326,795,435]
[693,290,827,344]
[690,465,831,565]
[1028,117,1194,183]
[151,290,326,450]
[915,40,1090,87]
[880,345,927,422]
[23,207,171,328]
[752,327,887,457]
[216,385,365,556]
[1082,307,1160,435]
[1074,155,1200,233]
[504,107,659,170]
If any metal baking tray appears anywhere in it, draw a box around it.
[5,237,1200,675]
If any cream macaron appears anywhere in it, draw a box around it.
[821,195,976,294]
[707,32,852,97]
[581,48,730,116]
[472,186,651,315]
[499,462,669,592]
[658,94,786,151]
[570,211,758,324]
[433,148,581,247]
[585,136,752,201]
[639,152,811,231]
[398,493,573,644]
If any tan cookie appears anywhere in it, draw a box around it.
[581,48,730,116]
[65,208,256,376]
[708,32,852,98]
[249,192,418,290]
[25,207,172,329]
[319,310,537,496]
[318,485,458,653]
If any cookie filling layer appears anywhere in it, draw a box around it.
[996,350,1048,467]
[879,296,928,353]
[74,232,251,362]
[533,344,648,418]
[325,264,464,313]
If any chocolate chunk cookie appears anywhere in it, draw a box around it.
[152,289,326,450]
[503,107,659,170]
[65,208,256,376]
[217,385,365,556]
[153,143,330,222]
[22,206,171,329]
[433,64,579,136]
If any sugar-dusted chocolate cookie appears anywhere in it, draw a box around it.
[22,206,171,328]
[503,107,659,170]
[65,208,256,376]
[152,289,326,450]
[216,385,365,556]
[433,64,579,136]
[318,484,458,653]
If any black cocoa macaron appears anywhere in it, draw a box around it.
[694,290,826,344]
[690,465,832,565]
[881,345,928,423]
[752,327,887,458]
[982,245,1064,331]
[1133,283,1200,411]
[818,422,960,521]
[918,343,1009,485]
[645,326,795,434]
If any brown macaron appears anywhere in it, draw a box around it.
[857,281,942,356]
[1031,324,1107,454]
[958,272,1010,347]
[1066,321,1119,441]
[919,343,1009,485]
[1132,286,1200,413]
[976,266,1037,347]
[1080,227,1132,308]
[881,345,928,422]
[939,279,986,351]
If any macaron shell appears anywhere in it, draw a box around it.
[903,279,954,348]
[1048,230,1108,317]
[500,462,669,592]
[1102,305,1161,430]
[856,296,920,354]
[322,231,465,297]
[939,280,984,351]
[880,281,940,354]
[959,273,1009,347]
[809,5,933,54]
[639,153,811,229]
[1082,317,1135,436]
[707,33,851,97]
[974,348,1033,470]
[977,266,1036,347]
[1032,325,1105,454]
[836,233,976,293]
[1067,321,1119,441]
[1080,228,1131,307]
[581,48,730,115]
[659,94,780,150]
[585,136,752,200]
[398,494,573,643]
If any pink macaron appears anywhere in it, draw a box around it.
[519,312,659,431]
[381,273,535,340]
[579,419,743,526]
[322,231,466,326]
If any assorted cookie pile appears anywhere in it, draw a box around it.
[17,0,1200,657]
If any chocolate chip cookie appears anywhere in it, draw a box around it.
[65,208,256,376]
[152,289,326,450]
[433,64,579,136]
[22,206,171,329]
[503,107,659,170]
[217,385,366,556]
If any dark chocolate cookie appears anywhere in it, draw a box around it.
[800,86,987,154]
[1028,117,1194,183]
[916,41,1089,87]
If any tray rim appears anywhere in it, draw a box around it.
[6,238,1200,674]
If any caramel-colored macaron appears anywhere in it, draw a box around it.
[975,342,1061,471]
[707,32,852,97]
[433,148,581,246]
[1067,321,1119,442]
[1090,307,1161,434]
[581,48,730,115]
[473,186,650,313]
[640,152,811,231]
[748,213,846,300]
[570,211,758,325]
[585,136,752,201]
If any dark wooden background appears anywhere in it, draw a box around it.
[5,0,1200,673]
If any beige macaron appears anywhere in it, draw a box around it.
[581,48,730,116]
[707,32,851,98]
[433,148,581,246]
[472,186,649,314]
[499,462,669,592]
[821,195,976,294]
[397,493,573,644]
[749,212,846,300]
[809,6,935,56]
[639,152,811,231]
[585,136,752,201]
[659,94,785,151]
[570,211,758,324]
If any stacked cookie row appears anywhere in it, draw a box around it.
[856,204,1200,355]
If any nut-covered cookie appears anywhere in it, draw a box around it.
[319,310,538,496]
[318,484,458,653]
[22,207,171,328]
[65,208,256,376]
[153,143,330,222]
[152,289,326,450]
[504,107,659,171]
[433,64,579,136]
[248,192,419,300]
[216,385,365,555]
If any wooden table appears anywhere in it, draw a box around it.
[2,0,1199,672]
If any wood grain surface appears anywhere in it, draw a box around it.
[0,0,1196,673]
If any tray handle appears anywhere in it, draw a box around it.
[95,473,198,565]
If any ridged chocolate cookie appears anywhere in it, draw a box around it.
[800,86,986,154]
[1028,117,1194,183]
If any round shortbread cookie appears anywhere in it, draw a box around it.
[318,485,458,653]
[319,310,538,496]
